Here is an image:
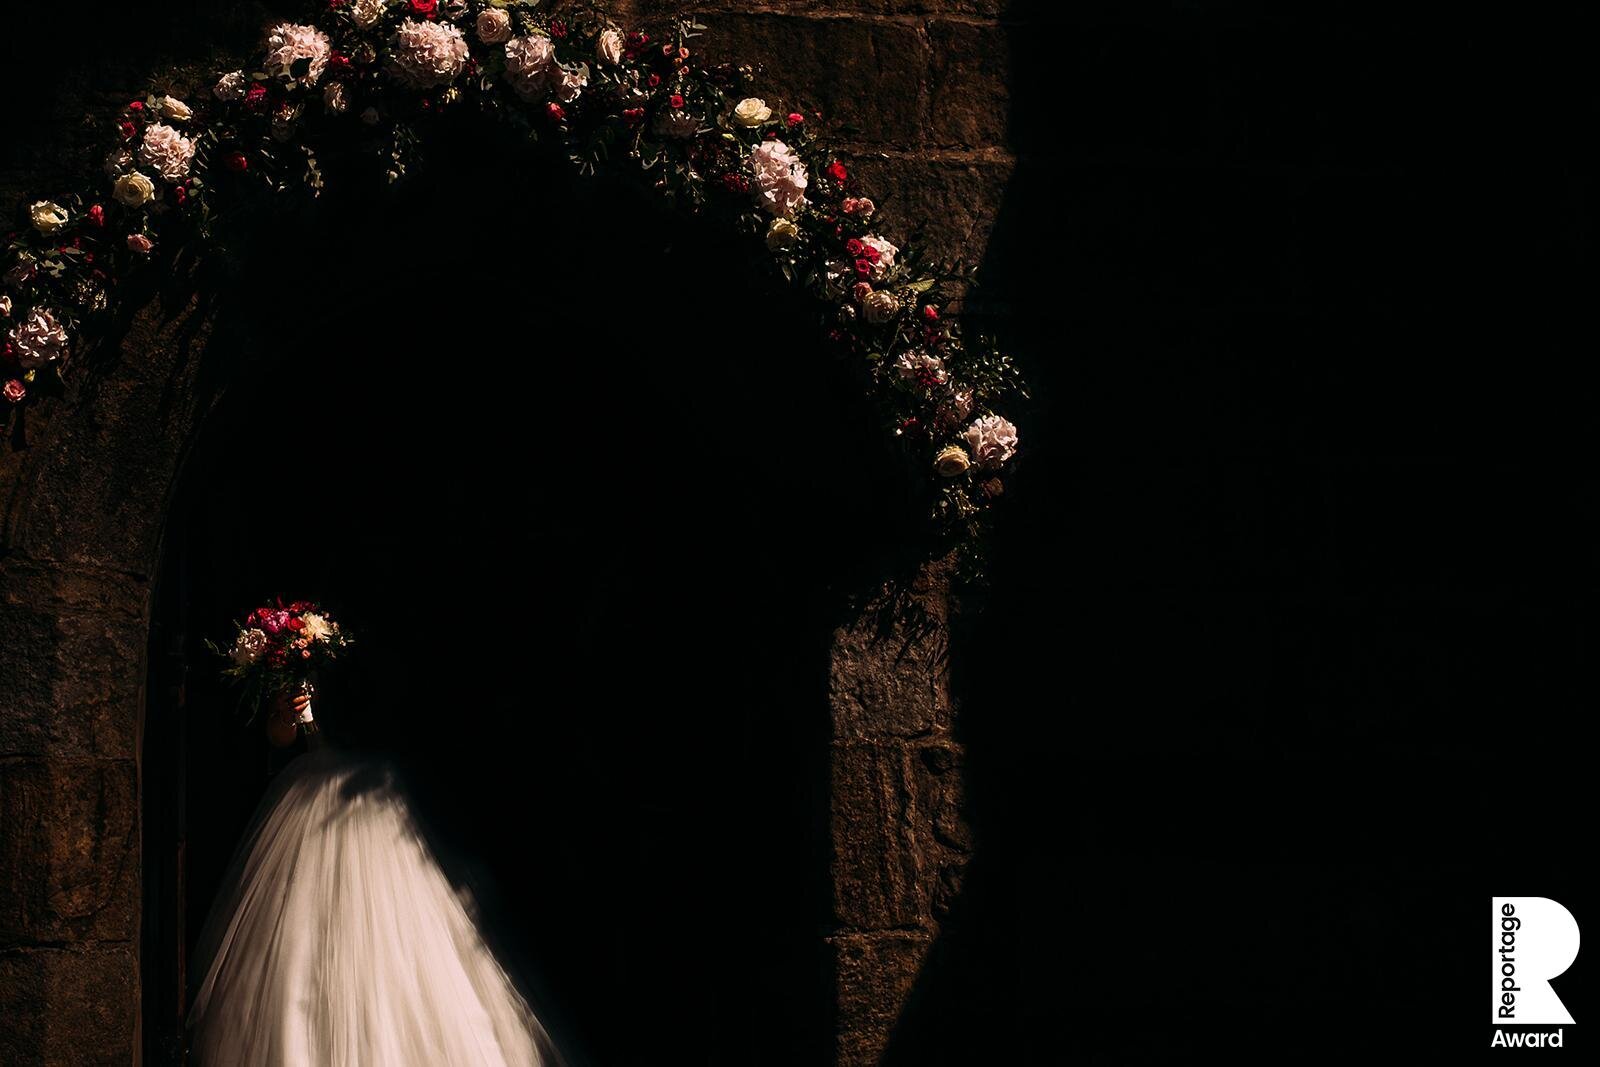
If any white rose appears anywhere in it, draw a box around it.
[476,9,512,45]
[113,172,156,207]
[29,201,69,235]
[732,97,773,127]
[157,95,193,121]
[596,28,624,66]
[230,628,270,665]
[300,613,334,643]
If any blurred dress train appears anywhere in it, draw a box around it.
[187,748,555,1066]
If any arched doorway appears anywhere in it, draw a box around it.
[138,116,903,1065]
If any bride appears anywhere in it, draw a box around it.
[187,688,559,1066]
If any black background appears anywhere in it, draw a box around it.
[6,2,1596,1064]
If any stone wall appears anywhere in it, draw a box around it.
[0,2,1015,1062]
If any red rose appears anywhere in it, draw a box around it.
[119,120,137,140]
[786,112,804,127]
[669,93,684,109]
[623,107,645,125]
[845,238,864,257]
[224,151,249,173]
[287,617,305,631]
[128,100,143,112]
[854,259,873,278]
[546,102,566,122]
[827,160,848,183]
[87,204,106,228]
[410,0,437,17]
[922,305,940,322]
[3,380,25,404]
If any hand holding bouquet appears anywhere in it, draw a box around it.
[207,599,353,728]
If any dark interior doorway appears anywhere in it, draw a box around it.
[143,117,906,1066]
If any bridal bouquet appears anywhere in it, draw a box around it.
[207,599,352,721]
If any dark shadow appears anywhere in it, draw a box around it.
[883,2,1594,1063]
[143,105,907,1066]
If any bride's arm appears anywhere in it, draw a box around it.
[265,691,313,747]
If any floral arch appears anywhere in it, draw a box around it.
[1,0,1026,578]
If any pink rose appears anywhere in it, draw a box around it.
[127,234,154,254]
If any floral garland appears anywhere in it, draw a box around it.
[1,0,1026,578]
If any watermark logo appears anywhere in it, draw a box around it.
[1494,896,1579,1030]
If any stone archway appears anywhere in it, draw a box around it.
[0,3,1009,1062]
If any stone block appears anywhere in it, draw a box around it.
[689,14,932,146]
[0,943,137,1066]
[830,741,929,929]
[0,760,139,945]
[832,151,1015,269]
[927,19,1011,149]
[827,930,932,1066]
[0,559,147,760]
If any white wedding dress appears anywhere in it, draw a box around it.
[187,746,556,1066]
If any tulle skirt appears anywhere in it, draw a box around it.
[188,749,554,1067]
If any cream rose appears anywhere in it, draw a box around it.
[733,97,773,127]
[934,445,971,477]
[113,172,156,207]
[765,217,800,250]
[29,201,68,235]
[863,289,900,324]
[597,27,624,66]
[476,8,511,44]
[157,95,193,121]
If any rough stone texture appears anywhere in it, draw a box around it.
[0,560,149,760]
[691,14,933,146]
[0,943,139,1066]
[0,759,139,946]
[1,295,214,575]
[830,742,929,928]
[826,931,934,1067]
[834,152,1014,271]
[825,563,973,1063]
